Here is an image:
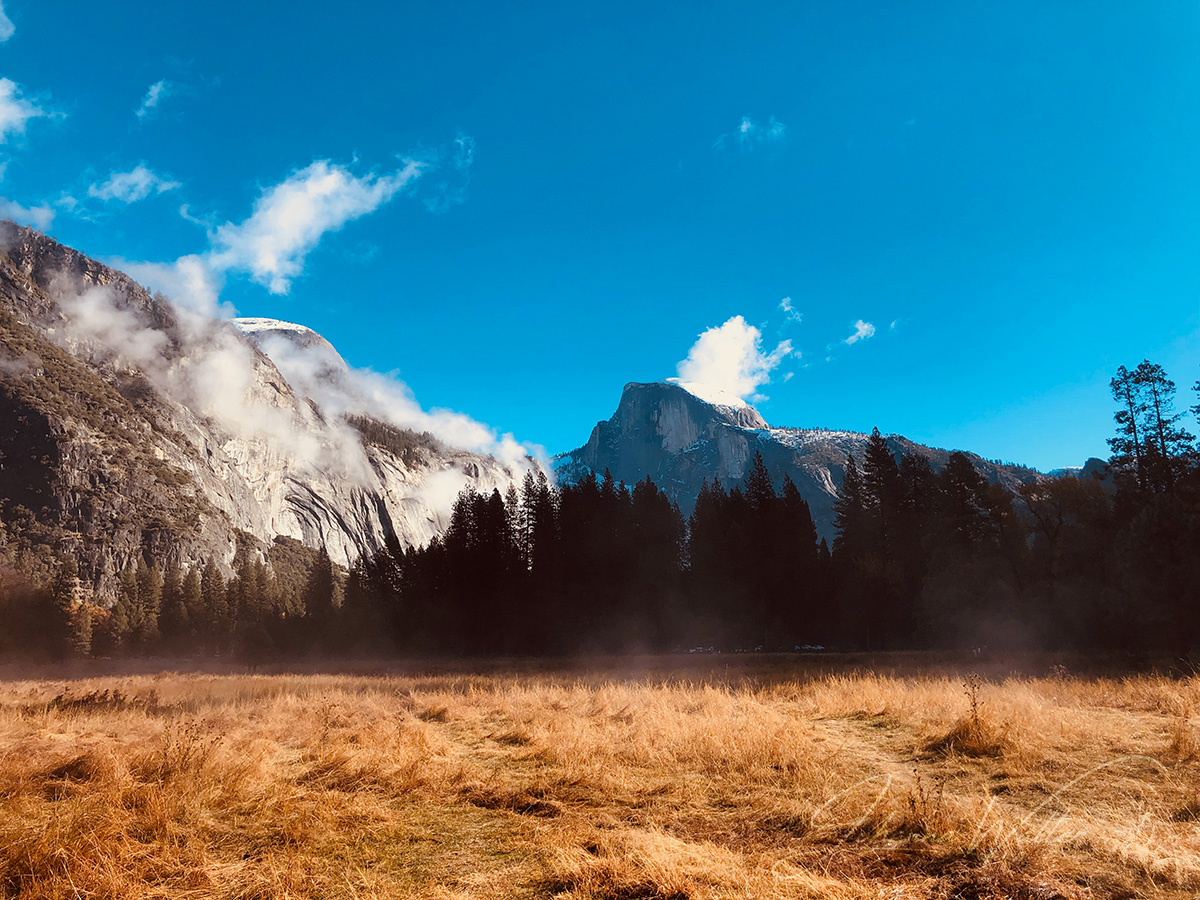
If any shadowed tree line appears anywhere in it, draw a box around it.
[1,360,1198,659]
[0,535,344,664]
[821,361,1199,653]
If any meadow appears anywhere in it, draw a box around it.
[0,654,1197,899]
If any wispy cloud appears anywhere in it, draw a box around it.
[0,196,53,230]
[124,137,472,312]
[118,254,224,316]
[88,164,180,204]
[0,78,46,143]
[0,3,14,42]
[207,158,424,294]
[135,79,171,120]
[420,131,475,214]
[779,296,802,324]
[54,193,81,213]
[843,319,876,345]
[670,314,792,405]
[714,115,787,152]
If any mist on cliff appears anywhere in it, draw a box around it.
[46,275,536,524]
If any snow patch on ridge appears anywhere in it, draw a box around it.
[769,427,865,449]
[232,317,317,337]
[666,378,752,410]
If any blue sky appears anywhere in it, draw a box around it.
[0,1,1197,470]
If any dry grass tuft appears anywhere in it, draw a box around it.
[926,714,1014,758]
[1166,713,1199,762]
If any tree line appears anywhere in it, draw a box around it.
[1,359,1197,660]
[0,536,340,664]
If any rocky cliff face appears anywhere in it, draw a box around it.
[0,222,534,595]
[554,381,1042,542]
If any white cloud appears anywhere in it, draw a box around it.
[178,203,212,229]
[0,78,46,143]
[127,143,465,302]
[87,164,180,204]
[0,196,53,229]
[779,296,802,323]
[844,319,876,345]
[715,115,787,151]
[0,3,14,42]
[670,314,792,405]
[135,80,171,119]
[118,254,226,318]
[207,159,424,294]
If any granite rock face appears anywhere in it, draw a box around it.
[555,381,1042,542]
[0,222,533,595]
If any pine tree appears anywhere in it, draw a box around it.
[135,559,163,652]
[200,559,230,653]
[685,478,730,643]
[938,452,992,547]
[862,427,902,545]
[744,451,776,512]
[628,476,685,651]
[1135,361,1194,459]
[112,563,140,652]
[894,452,940,624]
[504,483,525,569]
[1109,361,1194,493]
[739,453,788,648]
[1109,364,1147,490]
[832,455,867,558]
[1133,361,1193,492]
[70,602,93,658]
[778,475,821,645]
[182,567,203,620]
[899,453,939,529]
[160,562,190,649]
[302,547,337,649]
[48,557,81,659]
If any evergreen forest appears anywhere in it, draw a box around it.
[1,360,1197,661]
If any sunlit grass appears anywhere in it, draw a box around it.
[0,656,1196,898]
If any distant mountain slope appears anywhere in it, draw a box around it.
[0,222,533,594]
[554,381,1042,541]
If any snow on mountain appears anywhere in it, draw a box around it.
[666,378,752,410]
[230,317,318,337]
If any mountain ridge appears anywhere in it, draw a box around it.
[554,380,1043,541]
[0,222,534,595]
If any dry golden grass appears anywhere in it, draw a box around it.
[0,655,1197,898]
